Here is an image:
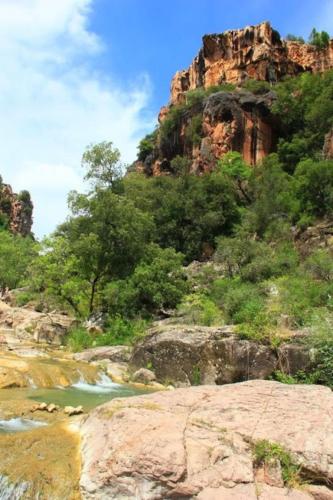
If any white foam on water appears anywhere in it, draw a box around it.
[0,418,47,433]
[72,373,121,394]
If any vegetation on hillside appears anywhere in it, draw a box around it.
[1,68,333,386]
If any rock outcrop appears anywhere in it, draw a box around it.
[0,300,75,347]
[80,380,333,499]
[130,324,313,386]
[0,183,33,236]
[170,21,333,105]
[136,22,333,175]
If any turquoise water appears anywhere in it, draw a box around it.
[0,376,151,420]
[25,382,149,411]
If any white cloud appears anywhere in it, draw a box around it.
[0,0,154,237]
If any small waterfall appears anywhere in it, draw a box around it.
[71,372,120,393]
[0,475,30,500]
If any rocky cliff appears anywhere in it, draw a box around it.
[136,21,333,175]
[0,183,33,236]
[170,21,333,105]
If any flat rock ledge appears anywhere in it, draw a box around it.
[80,380,333,499]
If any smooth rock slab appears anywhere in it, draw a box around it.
[80,380,333,499]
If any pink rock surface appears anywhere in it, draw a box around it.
[80,380,333,499]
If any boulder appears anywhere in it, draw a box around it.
[73,345,132,363]
[130,324,312,386]
[131,367,156,384]
[80,380,333,499]
[0,300,75,345]
[64,405,83,416]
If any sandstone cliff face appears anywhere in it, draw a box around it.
[137,22,333,176]
[170,21,333,105]
[137,89,278,175]
[0,183,33,236]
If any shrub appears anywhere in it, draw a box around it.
[185,114,203,148]
[294,160,333,218]
[66,327,94,352]
[210,278,265,322]
[304,249,333,281]
[276,275,333,326]
[15,291,35,307]
[97,316,147,346]
[242,79,271,94]
[253,440,302,487]
[105,245,188,317]
[137,131,158,162]
[177,294,224,326]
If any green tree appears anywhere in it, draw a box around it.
[294,159,333,218]
[309,28,330,49]
[105,245,188,317]
[0,231,37,291]
[62,189,154,314]
[218,152,252,203]
[82,141,123,188]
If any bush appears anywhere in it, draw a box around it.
[66,318,148,352]
[304,248,333,281]
[294,160,333,218]
[15,291,35,307]
[242,79,271,94]
[137,131,158,162]
[210,278,266,323]
[66,327,94,352]
[277,275,333,326]
[253,440,302,487]
[97,316,147,346]
[185,114,203,148]
[104,245,188,317]
[177,294,224,326]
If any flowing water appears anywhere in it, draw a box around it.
[0,368,152,499]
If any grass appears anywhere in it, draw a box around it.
[253,439,302,488]
[65,317,148,353]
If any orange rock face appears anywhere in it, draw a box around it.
[136,21,333,176]
[0,184,33,236]
[170,21,333,105]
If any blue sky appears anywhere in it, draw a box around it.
[0,0,332,237]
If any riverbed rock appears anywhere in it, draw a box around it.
[0,300,75,346]
[64,405,83,416]
[131,368,156,384]
[80,380,333,499]
[73,345,132,363]
[130,324,313,386]
[0,351,99,389]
